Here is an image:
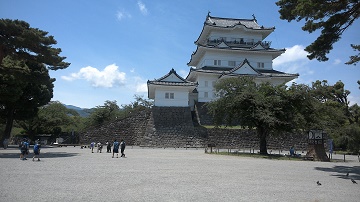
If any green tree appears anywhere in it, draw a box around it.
[16,101,83,141]
[276,0,360,64]
[307,80,360,152]
[86,100,121,127]
[207,77,297,154]
[0,19,69,144]
[121,95,154,111]
[345,44,360,65]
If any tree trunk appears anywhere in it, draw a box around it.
[257,127,268,155]
[1,107,15,147]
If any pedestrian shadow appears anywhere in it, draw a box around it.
[315,165,360,180]
[0,151,79,159]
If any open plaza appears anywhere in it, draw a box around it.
[0,146,359,202]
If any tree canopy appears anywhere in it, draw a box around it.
[207,77,360,154]
[207,77,299,154]
[0,19,70,145]
[0,19,70,69]
[276,0,360,65]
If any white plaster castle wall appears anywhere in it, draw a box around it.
[196,74,218,102]
[154,87,189,107]
[208,29,264,42]
[198,50,274,70]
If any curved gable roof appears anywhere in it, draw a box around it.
[227,59,260,75]
[148,68,197,86]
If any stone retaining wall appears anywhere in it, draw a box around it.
[80,109,151,145]
[80,107,310,152]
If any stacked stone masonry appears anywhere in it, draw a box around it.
[80,107,311,152]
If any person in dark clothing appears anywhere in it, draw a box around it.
[33,141,41,161]
[112,139,120,158]
[120,139,126,157]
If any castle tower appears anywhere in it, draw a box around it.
[148,13,298,108]
[186,13,298,103]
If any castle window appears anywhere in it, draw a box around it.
[214,60,221,66]
[204,81,208,87]
[165,92,174,99]
[204,92,208,98]
[257,62,264,68]
[228,61,236,67]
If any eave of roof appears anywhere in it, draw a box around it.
[147,81,198,87]
[194,13,275,44]
[187,45,285,66]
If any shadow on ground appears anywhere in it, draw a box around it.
[315,165,360,181]
[0,151,79,159]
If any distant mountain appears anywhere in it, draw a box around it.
[64,104,93,117]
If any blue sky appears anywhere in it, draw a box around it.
[1,0,359,108]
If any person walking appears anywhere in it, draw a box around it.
[120,139,126,158]
[90,142,95,153]
[112,139,120,158]
[106,141,111,153]
[32,141,41,161]
[97,142,102,153]
[20,138,29,160]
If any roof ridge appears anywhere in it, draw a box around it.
[207,14,254,22]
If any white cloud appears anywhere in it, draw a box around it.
[333,59,342,65]
[137,1,148,15]
[178,69,189,78]
[116,10,131,21]
[61,64,126,88]
[136,83,148,93]
[273,45,308,67]
[131,76,148,93]
[273,45,314,75]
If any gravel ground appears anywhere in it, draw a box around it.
[0,146,359,202]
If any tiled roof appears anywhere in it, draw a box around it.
[189,61,299,78]
[147,81,197,86]
[205,14,274,30]
[257,69,299,77]
[148,68,197,86]
[198,43,284,52]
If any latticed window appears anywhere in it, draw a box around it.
[165,92,174,99]
[257,62,264,68]
[228,61,236,67]
[214,60,221,66]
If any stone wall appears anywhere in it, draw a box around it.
[194,102,213,125]
[80,109,151,145]
[80,107,310,152]
[204,128,309,151]
[140,106,204,147]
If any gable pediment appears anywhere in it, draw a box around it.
[216,42,229,48]
[227,59,260,75]
[160,72,185,82]
[231,63,259,75]
[251,43,264,50]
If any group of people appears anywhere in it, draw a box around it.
[112,139,126,158]
[89,142,104,153]
[89,139,126,158]
[19,138,41,161]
